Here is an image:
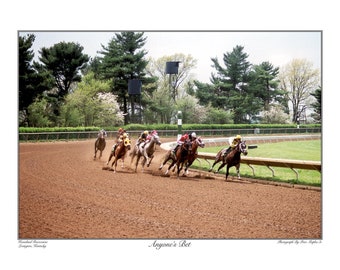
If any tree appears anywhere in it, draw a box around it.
[145,54,197,123]
[98,32,156,124]
[196,45,262,123]
[260,104,290,124]
[38,41,89,107]
[59,72,123,127]
[249,61,282,110]
[310,86,321,123]
[27,97,54,127]
[19,34,51,125]
[279,59,320,123]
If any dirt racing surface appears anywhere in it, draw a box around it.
[19,139,321,239]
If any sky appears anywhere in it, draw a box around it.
[19,31,321,83]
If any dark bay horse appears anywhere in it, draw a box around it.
[133,134,161,172]
[94,131,107,160]
[106,137,131,172]
[209,140,248,181]
[159,137,205,177]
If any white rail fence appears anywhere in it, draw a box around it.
[161,135,321,181]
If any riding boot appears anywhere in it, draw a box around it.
[171,145,179,159]
[224,147,231,156]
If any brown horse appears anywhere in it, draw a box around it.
[209,140,248,181]
[106,137,131,172]
[159,137,205,177]
[94,131,106,160]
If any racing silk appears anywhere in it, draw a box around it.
[146,134,152,141]
[229,137,241,148]
[177,134,189,144]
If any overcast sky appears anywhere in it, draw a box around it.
[19,31,321,83]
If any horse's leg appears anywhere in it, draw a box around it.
[140,156,147,173]
[135,155,140,172]
[158,152,173,170]
[143,152,149,170]
[165,159,176,175]
[106,152,113,165]
[186,158,196,175]
[130,146,136,165]
[225,165,230,181]
[102,141,106,159]
[208,160,219,172]
[94,139,98,160]
[147,155,154,167]
[177,163,184,178]
[236,163,241,179]
[215,162,226,174]
[159,153,169,170]
[177,161,184,178]
[114,157,118,173]
[121,157,125,168]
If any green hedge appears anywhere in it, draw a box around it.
[19,126,100,133]
[122,123,321,131]
[19,124,321,133]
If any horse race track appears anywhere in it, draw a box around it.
[19,139,321,239]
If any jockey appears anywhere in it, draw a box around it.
[137,130,149,146]
[224,134,242,156]
[171,132,197,157]
[112,132,128,153]
[143,130,158,148]
[98,129,107,138]
[146,130,158,141]
[117,127,126,138]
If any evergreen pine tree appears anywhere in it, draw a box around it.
[98,32,156,124]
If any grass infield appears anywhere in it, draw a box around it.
[193,140,321,186]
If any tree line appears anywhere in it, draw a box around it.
[19,32,321,127]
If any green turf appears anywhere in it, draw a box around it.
[193,140,321,186]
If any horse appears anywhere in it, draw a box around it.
[106,137,131,172]
[159,137,205,177]
[94,131,106,160]
[133,134,162,173]
[208,140,248,181]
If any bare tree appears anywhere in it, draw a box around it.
[279,59,320,123]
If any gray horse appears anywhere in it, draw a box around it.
[133,134,161,172]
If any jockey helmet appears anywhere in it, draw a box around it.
[236,135,242,140]
[191,132,197,139]
[118,128,123,132]
[143,130,149,135]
